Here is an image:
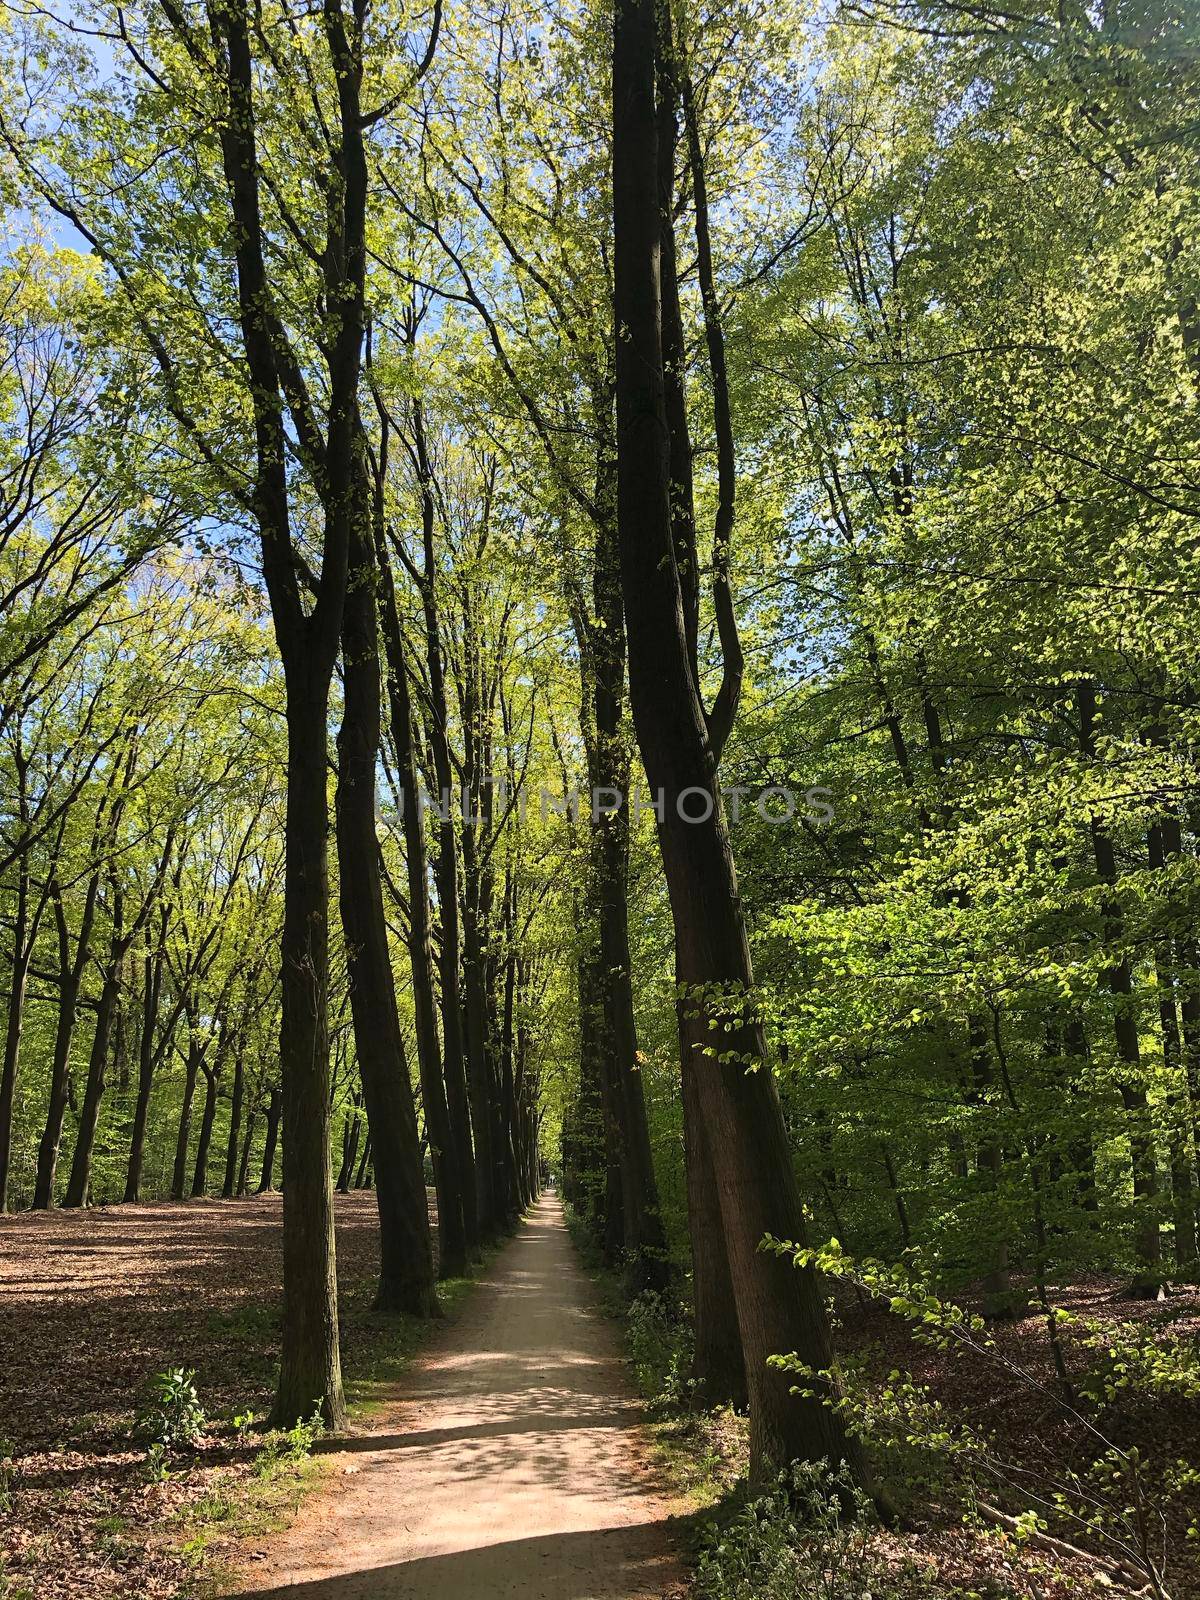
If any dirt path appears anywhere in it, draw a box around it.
[228,1194,684,1600]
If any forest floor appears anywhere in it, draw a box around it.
[0,1191,454,1600]
[836,1273,1200,1600]
[3,1193,1199,1600]
[641,1271,1200,1600]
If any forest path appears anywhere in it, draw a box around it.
[228,1193,684,1599]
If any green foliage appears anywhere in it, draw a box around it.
[696,1460,931,1600]
[767,1237,1192,1596]
[0,1441,14,1516]
[625,1290,696,1411]
[251,1404,324,1479]
[141,1367,206,1455]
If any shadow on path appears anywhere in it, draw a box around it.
[229,1523,679,1600]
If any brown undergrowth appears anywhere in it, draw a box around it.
[0,1192,455,1600]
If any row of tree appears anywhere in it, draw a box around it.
[1,0,1196,1493]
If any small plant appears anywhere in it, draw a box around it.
[0,1439,15,1515]
[252,1401,325,1479]
[139,1366,205,1479]
[283,1401,325,1458]
[232,1410,256,1442]
[142,1442,171,1483]
[143,1367,206,1451]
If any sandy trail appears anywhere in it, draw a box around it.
[229,1193,683,1599]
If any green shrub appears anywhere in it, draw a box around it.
[696,1459,920,1600]
[142,1367,206,1451]
[252,1402,324,1479]
[626,1289,695,1409]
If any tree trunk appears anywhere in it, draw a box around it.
[0,868,33,1212]
[1148,819,1197,1271]
[410,405,479,1250]
[967,1016,1016,1318]
[172,1029,201,1202]
[336,510,438,1316]
[258,1087,282,1192]
[336,1098,362,1195]
[354,1134,372,1189]
[190,1060,218,1198]
[1078,682,1161,1286]
[63,957,122,1208]
[612,0,869,1480]
[376,505,467,1277]
[681,1039,747,1407]
[573,950,614,1246]
[577,488,670,1290]
[461,870,498,1239]
[236,1108,257,1196]
[34,883,98,1210]
[223,1043,246,1199]
[125,951,164,1201]
[273,680,347,1426]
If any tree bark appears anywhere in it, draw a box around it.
[1077,682,1161,1286]
[63,971,119,1208]
[172,1017,201,1202]
[236,1108,257,1197]
[0,861,37,1212]
[681,1037,747,1407]
[125,951,164,1201]
[612,0,870,1479]
[258,1086,281,1193]
[336,507,438,1316]
[190,1056,219,1198]
[223,1042,246,1200]
[273,682,346,1423]
[336,1095,362,1194]
[375,488,467,1277]
[34,875,101,1209]
[407,393,479,1251]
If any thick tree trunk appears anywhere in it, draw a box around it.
[34,1020,74,1210]
[34,884,98,1209]
[967,1016,1016,1318]
[408,395,479,1251]
[1179,940,1200,1234]
[125,951,165,1202]
[236,1108,257,1196]
[1147,819,1197,1271]
[579,495,670,1290]
[336,1099,362,1195]
[273,682,347,1426]
[336,513,437,1316]
[680,1035,747,1407]
[355,1134,372,1189]
[1078,683,1161,1285]
[597,804,668,1289]
[498,923,522,1222]
[612,0,869,1479]
[574,950,615,1247]
[461,872,498,1239]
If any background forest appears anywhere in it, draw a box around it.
[0,0,1199,1598]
